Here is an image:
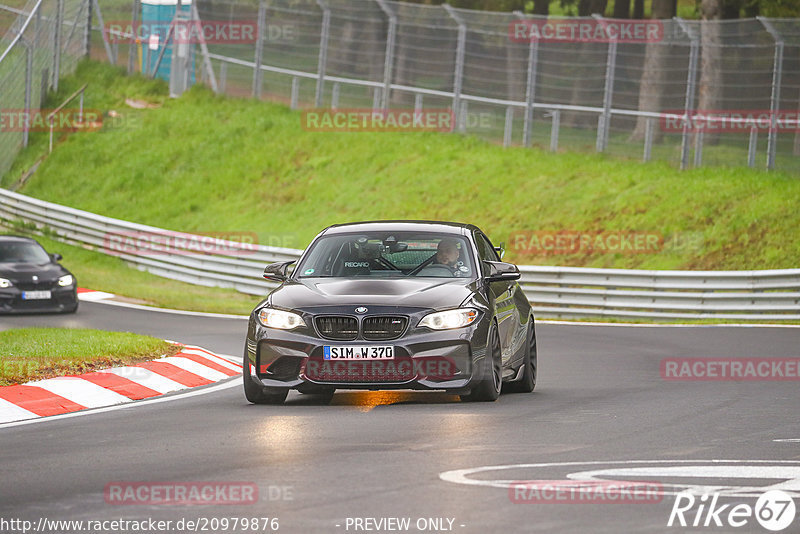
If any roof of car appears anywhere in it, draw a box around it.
[0,235,39,244]
[321,220,478,236]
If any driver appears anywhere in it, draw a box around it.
[432,238,469,276]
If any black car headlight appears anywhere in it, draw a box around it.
[0,278,11,288]
[419,308,479,330]
[57,274,74,287]
[257,308,304,330]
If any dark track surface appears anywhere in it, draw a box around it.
[1,301,799,533]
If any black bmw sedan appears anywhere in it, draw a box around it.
[0,235,78,314]
[244,221,536,404]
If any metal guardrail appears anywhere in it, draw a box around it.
[1,189,799,321]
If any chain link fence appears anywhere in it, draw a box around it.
[2,0,800,175]
[0,0,89,177]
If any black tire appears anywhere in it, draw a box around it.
[63,302,78,314]
[509,319,536,393]
[460,323,502,402]
[243,356,288,405]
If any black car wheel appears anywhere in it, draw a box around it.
[243,356,289,405]
[460,323,502,402]
[509,319,536,393]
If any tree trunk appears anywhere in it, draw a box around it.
[628,0,677,142]
[532,0,549,16]
[697,0,723,145]
[632,0,644,19]
[613,0,630,19]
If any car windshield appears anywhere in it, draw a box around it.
[0,241,52,264]
[295,232,476,279]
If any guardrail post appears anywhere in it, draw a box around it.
[315,0,331,107]
[549,110,560,152]
[594,15,616,153]
[747,126,758,167]
[443,4,466,132]
[643,118,654,162]
[414,93,422,113]
[375,0,396,110]
[219,62,227,93]
[676,17,699,171]
[252,1,266,98]
[693,130,703,167]
[503,106,513,147]
[53,0,64,92]
[758,17,783,171]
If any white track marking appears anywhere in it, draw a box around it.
[0,398,38,424]
[27,377,130,408]
[77,291,115,301]
[95,366,188,394]
[157,356,230,381]
[0,378,240,430]
[440,460,800,498]
[774,438,800,443]
[178,348,241,371]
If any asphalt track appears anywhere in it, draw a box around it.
[1,301,799,533]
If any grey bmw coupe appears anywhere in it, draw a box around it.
[243,221,536,404]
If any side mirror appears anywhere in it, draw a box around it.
[51,253,63,262]
[263,260,296,282]
[483,260,520,282]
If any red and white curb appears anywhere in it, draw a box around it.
[77,288,115,301]
[0,344,241,424]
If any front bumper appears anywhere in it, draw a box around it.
[245,307,490,392]
[0,285,78,314]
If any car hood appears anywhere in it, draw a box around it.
[0,262,66,282]
[269,277,478,310]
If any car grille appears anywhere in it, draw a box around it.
[362,316,407,340]
[315,316,358,341]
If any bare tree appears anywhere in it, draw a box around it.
[629,0,676,141]
[696,0,724,144]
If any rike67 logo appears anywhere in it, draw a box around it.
[669,490,796,531]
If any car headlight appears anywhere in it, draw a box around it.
[57,274,74,287]
[0,278,11,289]
[257,308,304,330]
[419,308,479,330]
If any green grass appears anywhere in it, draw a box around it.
[1,227,262,314]
[0,327,178,386]
[4,60,799,273]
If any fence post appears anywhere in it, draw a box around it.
[549,110,560,152]
[92,0,116,66]
[514,11,538,148]
[127,0,140,73]
[443,4,466,132]
[315,0,331,107]
[375,0,396,110]
[291,77,299,109]
[23,42,33,148]
[219,62,227,93]
[52,0,64,92]
[594,15,616,153]
[693,130,703,167]
[643,118,654,162]
[758,17,783,171]
[503,106,513,147]
[252,1,266,98]
[414,93,423,113]
[747,126,758,167]
[84,0,92,57]
[675,18,699,170]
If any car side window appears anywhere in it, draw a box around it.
[475,233,500,262]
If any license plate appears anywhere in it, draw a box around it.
[22,290,51,300]
[323,346,394,360]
